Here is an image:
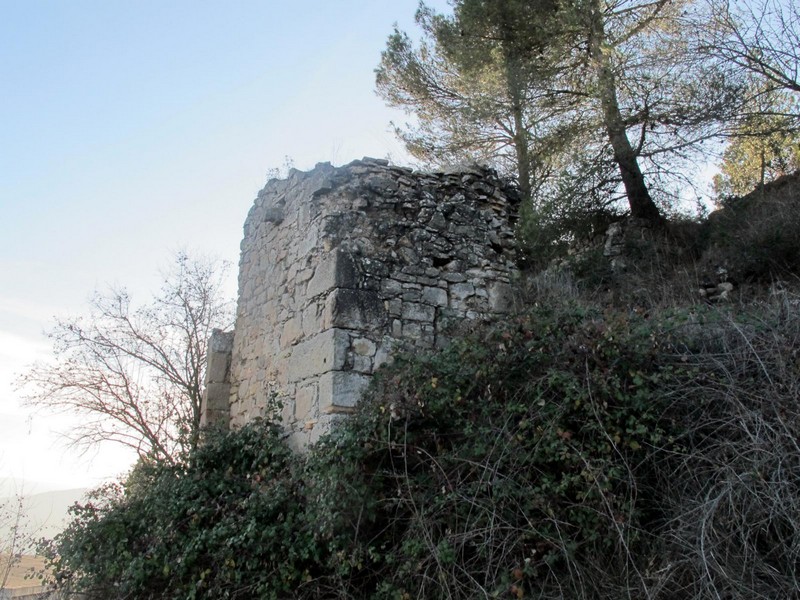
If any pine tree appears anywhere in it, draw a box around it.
[378,0,740,224]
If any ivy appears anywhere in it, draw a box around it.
[43,301,799,599]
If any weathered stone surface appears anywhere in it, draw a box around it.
[489,281,516,313]
[206,351,230,384]
[421,286,448,307]
[286,328,349,382]
[279,317,302,348]
[226,158,520,449]
[204,383,231,411]
[402,301,436,322]
[200,329,235,428]
[450,282,475,304]
[352,337,377,356]
[201,408,230,429]
[294,385,317,422]
[324,288,386,330]
[209,329,234,353]
[306,250,358,298]
[318,371,371,410]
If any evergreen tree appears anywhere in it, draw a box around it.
[713,91,800,197]
[378,0,739,224]
[376,1,557,202]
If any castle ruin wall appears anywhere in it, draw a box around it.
[206,158,520,448]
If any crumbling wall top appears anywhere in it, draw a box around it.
[214,157,521,448]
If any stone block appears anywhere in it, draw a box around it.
[295,385,317,421]
[281,397,294,424]
[296,223,319,259]
[421,286,448,307]
[387,298,402,317]
[391,319,403,337]
[209,329,234,353]
[324,288,386,330]
[374,337,395,368]
[439,275,463,286]
[301,303,322,337]
[420,324,436,347]
[203,382,231,412]
[489,281,515,313]
[352,337,377,356]
[383,278,403,295]
[206,350,231,384]
[306,249,358,298]
[402,302,435,322]
[403,321,423,341]
[286,328,349,382]
[352,354,373,373]
[318,371,371,410]
[200,408,230,429]
[450,282,475,306]
[279,317,303,348]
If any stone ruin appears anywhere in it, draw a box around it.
[202,157,521,448]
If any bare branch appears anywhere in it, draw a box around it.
[17,254,234,464]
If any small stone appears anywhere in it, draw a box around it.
[442,272,466,283]
[352,354,373,373]
[352,338,377,356]
[383,278,403,296]
[422,286,448,307]
[362,156,390,166]
[450,282,475,304]
[391,319,403,337]
[387,298,402,317]
[402,302,435,322]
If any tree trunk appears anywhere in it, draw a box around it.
[512,102,532,202]
[499,7,533,204]
[587,1,663,224]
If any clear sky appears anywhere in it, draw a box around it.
[0,0,451,491]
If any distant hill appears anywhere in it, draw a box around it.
[1,487,88,550]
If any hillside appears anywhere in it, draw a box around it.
[32,174,800,599]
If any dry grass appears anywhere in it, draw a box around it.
[0,554,47,589]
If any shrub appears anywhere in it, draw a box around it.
[517,181,621,271]
[653,298,800,599]
[41,420,316,599]
[305,303,689,599]
[705,172,800,281]
[42,298,800,600]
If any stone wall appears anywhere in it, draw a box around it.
[204,158,520,448]
[200,329,234,428]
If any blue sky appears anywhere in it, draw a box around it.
[0,0,451,490]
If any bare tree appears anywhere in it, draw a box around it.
[701,0,800,97]
[0,493,27,591]
[19,254,234,464]
[697,0,800,136]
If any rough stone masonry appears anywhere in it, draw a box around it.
[201,157,521,449]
